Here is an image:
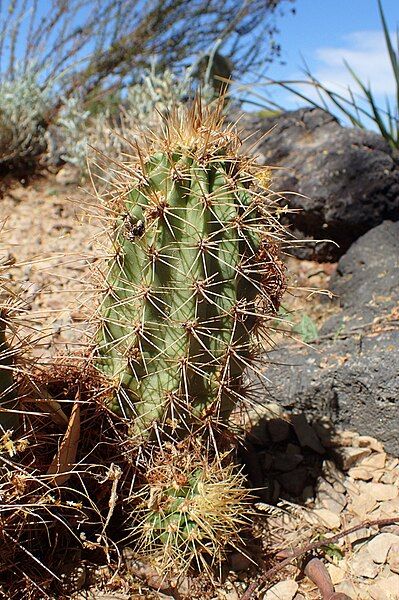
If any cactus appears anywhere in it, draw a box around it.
[0,101,287,589]
[133,439,249,573]
[91,101,286,573]
[95,101,285,438]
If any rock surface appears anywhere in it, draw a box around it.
[247,406,399,600]
[263,580,298,600]
[241,108,399,261]
[259,221,399,454]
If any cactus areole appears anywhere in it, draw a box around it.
[95,103,285,434]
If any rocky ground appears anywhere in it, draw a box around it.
[64,414,399,600]
[240,405,399,600]
[0,173,99,360]
[1,174,398,599]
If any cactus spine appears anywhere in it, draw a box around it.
[0,304,19,432]
[1,313,16,431]
[95,102,285,437]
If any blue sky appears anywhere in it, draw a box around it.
[244,0,399,116]
[1,0,397,128]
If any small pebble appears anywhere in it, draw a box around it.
[367,534,399,565]
[263,579,298,600]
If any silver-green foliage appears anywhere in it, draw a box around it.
[59,59,220,173]
[55,96,91,168]
[0,65,51,167]
[126,61,217,127]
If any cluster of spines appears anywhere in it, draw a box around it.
[130,439,250,575]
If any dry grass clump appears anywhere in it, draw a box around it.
[0,360,136,598]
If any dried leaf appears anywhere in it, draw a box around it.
[47,400,80,486]
[35,392,69,427]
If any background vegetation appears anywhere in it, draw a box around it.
[0,0,295,174]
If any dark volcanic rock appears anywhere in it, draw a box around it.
[325,219,399,334]
[242,108,399,261]
[259,221,399,455]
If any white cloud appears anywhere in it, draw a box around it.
[268,29,398,126]
[244,29,397,126]
[314,30,396,97]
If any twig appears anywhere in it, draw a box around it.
[240,517,399,600]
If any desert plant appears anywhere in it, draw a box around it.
[57,53,222,171]
[0,0,295,175]
[60,46,234,176]
[132,439,250,572]
[125,42,236,121]
[0,65,50,170]
[0,1,293,101]
[126,60,216,126]
[54,95,92,168]
[92,99,286,571]
[95,100,285,434]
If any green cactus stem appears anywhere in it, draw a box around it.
[95,102,285,436]
[132,440,249,573]
[97,105,284,432]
